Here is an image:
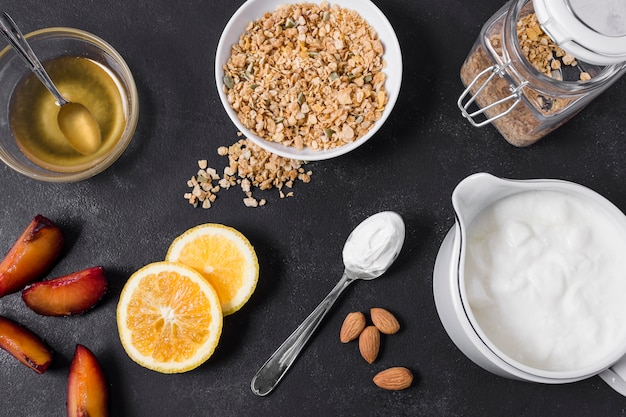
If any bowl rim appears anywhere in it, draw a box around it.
[0,27,139,182]
[215,0,403,161]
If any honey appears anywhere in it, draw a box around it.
[9,56,126,172]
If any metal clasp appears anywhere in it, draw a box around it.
[458,62,528,127]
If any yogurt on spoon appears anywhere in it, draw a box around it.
[343,211,406,278]
[251,211,405,396]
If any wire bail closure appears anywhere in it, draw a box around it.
[458,61,529,127]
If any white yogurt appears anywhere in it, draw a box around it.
[342,211,405,276]
[464,190,626,372]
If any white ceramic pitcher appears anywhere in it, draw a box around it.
[433,172,626,396]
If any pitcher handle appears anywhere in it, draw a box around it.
[599,356,626,397]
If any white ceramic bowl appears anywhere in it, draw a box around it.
[215,0,402,161]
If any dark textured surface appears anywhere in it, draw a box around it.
[1,0,626,416]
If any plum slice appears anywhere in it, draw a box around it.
[22,266,107,316]
[0,315,53,374]
[67,344,108,417]
[0,215,64,298]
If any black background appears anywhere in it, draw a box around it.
[1,0,626,416]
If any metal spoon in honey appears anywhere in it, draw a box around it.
[0,12,101,155]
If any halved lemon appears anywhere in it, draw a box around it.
[165,223,259,316]
[116,261,222,373]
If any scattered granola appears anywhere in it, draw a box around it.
[184,135,312,209]
[222,1,387,152]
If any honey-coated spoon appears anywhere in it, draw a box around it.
[0,12,101,155]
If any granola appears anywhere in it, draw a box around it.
[517,13,589,81]
[222,2,387,151]
[460,11,591,146]
[184,135,312,209]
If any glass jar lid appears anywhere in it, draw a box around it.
[534,0,626,65]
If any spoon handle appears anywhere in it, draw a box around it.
[251,271,355,396]
[0,12,67,105]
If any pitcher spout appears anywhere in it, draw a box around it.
[452,173,511,229]
[451,172,536,301]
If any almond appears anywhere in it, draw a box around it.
[358,325,380,364]
[373,367,413,390]
[340,311,366,343]
[370,307,400,335]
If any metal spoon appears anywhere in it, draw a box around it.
[251,211,405,396]
[0,12,101,155]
